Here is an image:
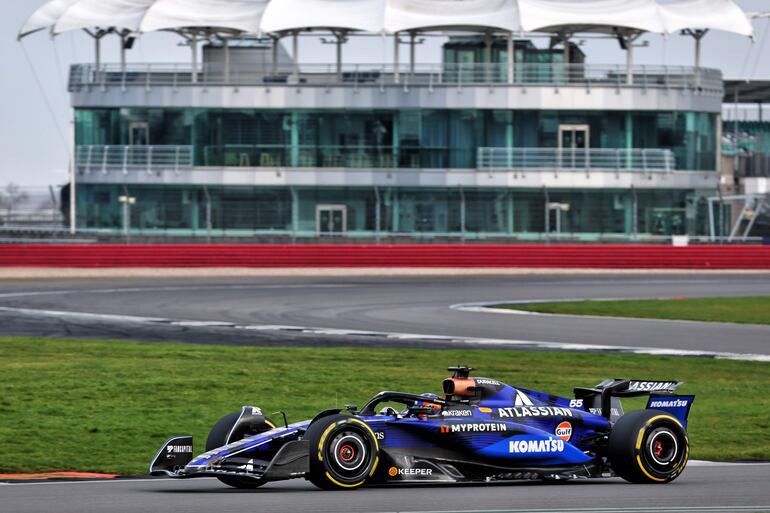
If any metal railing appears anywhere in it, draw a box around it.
[76,145,194,174]
[69,62,723,93]
[477,147,677,172]
[76,145,680,172]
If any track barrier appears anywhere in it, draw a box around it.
[1,244,770,269]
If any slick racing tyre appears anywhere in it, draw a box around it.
[305,415,380,490]
[609,409,689,484]
[206,411,275,489]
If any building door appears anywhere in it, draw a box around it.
[316,205,347,234]
[558,124,589,169]
[129,122,150,146]
[547,202,570,234]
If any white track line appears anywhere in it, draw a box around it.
[0,284,356,300]
[451,297,768,327]
[1,306,769,362]
[385,507,770,513]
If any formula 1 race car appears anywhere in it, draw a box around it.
[150,367,694,490]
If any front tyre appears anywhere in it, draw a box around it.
[609,409,689,484]
[305,415,380,490]
[206,412,271,489]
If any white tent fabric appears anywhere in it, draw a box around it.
[384,0,521,32]
[19,0,80,38]
[518,0,665,33]
[54,0,155,34]
[261,0,385,32]
[657,0,753,36]
[140,0,269,33]
[19,0,755,38]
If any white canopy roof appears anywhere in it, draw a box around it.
[261,0,385,33]
[53,0,155,34]
[141,0,270,33]
[517,0,665,33]
[19,0,755,39]
[385,0,521,33]
[657,0,753,36]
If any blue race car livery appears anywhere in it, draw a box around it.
[150,366,694,490]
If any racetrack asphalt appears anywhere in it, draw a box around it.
[2,463,769,513]
[1,272,770,355]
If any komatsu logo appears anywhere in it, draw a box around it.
[440,423,508,434]
[509,438,565,454]
[628,381,678,392]
[497,406,574,418]
[649,399,690,408]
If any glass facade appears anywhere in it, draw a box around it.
[77,184,712,238]
[75,108,717,171]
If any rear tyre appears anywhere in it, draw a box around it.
[305,415,380,490]
[206,411,272,489]
[608,409,689,484]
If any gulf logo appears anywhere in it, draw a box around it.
[555,421,572,441]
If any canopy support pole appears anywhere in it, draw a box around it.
[191,32,198,83]
[560,31,572,83]
[334,30,346,81]
[120,32,127,75]
[394,33,400,84]
[682,29,708,87]
[292,31,299,80]
[95,35,102,81]
[272,35,279,74]
[223,35,230,83]
[484,32,492,82]
[409,31,416,77]
[84,29,107,83]
[617,30,641,85]
[507,31,514,84]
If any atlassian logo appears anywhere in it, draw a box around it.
[628,381,678,392]
[555,421,572,441]
[514,390,534,406]
[497,406,574,418]
[650,399,690,408]
[440,423,508,434]
[509,438,565,454]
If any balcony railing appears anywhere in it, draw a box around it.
[477,147,676,172]
[76,144,679,173]
[76,145,193,175]
[69,62,723,93]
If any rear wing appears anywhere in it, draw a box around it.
[574,379,693,426]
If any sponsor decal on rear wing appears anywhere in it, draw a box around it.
[646,395,695,428]
[627,381,681,393]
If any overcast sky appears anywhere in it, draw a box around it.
[1,0,768,188]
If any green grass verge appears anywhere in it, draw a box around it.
[0,336,768,475]
[499,296,770,325]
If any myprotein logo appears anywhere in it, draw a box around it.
[497,406,574,418]
[440,423,508,434]
[509,438,565,454]
[555,421,572,441]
